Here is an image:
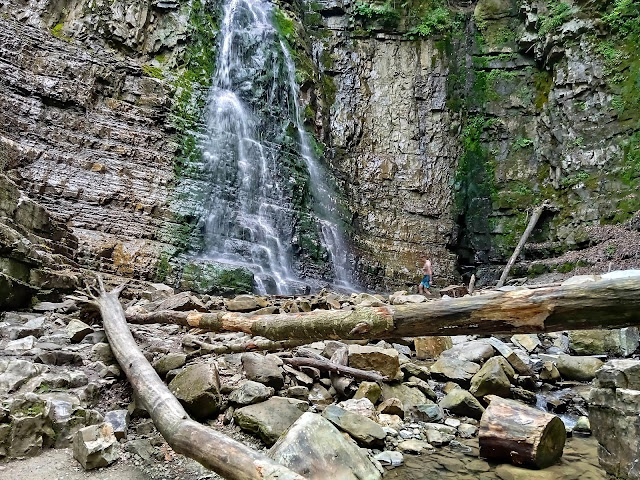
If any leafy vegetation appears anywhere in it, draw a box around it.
[405,6,452,38]
[352,1,400,30]
[538,1,574,36]
[50,22,72,42]
[513,137,534,150]
[142,65,164,79]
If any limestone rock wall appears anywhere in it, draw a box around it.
[590,359,640,479]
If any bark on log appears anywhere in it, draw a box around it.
[479,396,566,469]
[126,275,640,340]
[330,347,355,398]
[91,280,305,480]
[497,203,548,288]
[282,357,387,382]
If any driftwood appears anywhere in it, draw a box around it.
[330,347,356,397]
[497,203,548,288]
[127,276,640,341]
[282,357,388,382]
[188,337,309,355]
[479,396,566,468]
[87,279,305,480]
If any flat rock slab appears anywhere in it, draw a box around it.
[322,404,386,447]
[555,355,604,381]
[414,336,453,360]
[269,412,382,480]
[441,341,495,364]
[234,396,308,446]
[430,357,481,386]
[348,345,400,378]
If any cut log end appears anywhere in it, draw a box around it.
[479,396,566,469]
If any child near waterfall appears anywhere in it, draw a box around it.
[418,255,433,295]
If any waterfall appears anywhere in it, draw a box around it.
[198,0,355,294]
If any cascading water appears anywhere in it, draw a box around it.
[199,0,355,294]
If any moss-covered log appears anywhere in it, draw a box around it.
[127,275,640,341]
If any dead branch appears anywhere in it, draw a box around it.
[282,357,388,382]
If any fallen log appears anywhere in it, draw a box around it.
[479,395,566,469]
[88,279,305,480]
[282,357,388,382]
[126,275,640,341]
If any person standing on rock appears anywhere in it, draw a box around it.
[418,255,433,295]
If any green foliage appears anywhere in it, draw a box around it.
[538,1,574,36]
[513,137,534,150]
[602,0,640,36]
[142,65,164,79]
[560,170,590,188]
[353,1,400,29]
[273,7,295,39]
[621,130,640,183]
[406,6,452,38]
[605,244,618,257]
[51,22,72,41]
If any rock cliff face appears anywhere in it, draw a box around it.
[1,0,639,291]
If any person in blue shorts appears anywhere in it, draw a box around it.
[418,255,433,295]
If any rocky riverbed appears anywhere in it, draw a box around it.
[0,282,638,479]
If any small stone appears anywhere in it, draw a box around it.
[424,428,454,446]
[72,423,119,470]
[104,410,129,440]
[439,389,485,420]
[457,423,478,438]
[67,320,93,343]
[229,381,275,405]
[397,439,434,454]
[225,294,268,312]
[241,353,284,389]
[539,361,561,382]
[6,336,36,351]
[91,343,115,364]
[511,334,542,353]
[308,383,333,408]
[153,353,187,378]
[378,397,404,418]
[573,416,591,435]
[337,398,378,421]
[413,404,443,423]
[286,385,309,400]
[374,450,403,466]
[378,414,403,429]
[444,418,461,428]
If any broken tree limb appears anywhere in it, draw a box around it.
[497,202,549,288]
[479,395,566,468]
[90,279,306,480]
[126,275,640,341]
[282,357,388,382]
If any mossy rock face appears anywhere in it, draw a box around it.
[179,259,254,295]
[474,0,517,21]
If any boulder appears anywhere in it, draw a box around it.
[241,352,284,389]
[354,381,382,404]
[486,338,533,376]
[430,357,480,386]
[226,294,269,312]
[405,376,437,401]
[441,341,494,363]
[439,388,485,420]
[401,362,431,381]
[348,345,400,379]
[413,404,444,423]
[180,259,253,295]
[322,405,386,447]
[414,336,453,359]
[0,359,47,393]
[155,292,207,312]
[511,334,542,353]
[168,363,221,420]
[594,358,640,390]
[234,397,308,446]
[469,357,514,399]
[229,381,274,405]
[153,353,187,378]
[269,413,382,480]
[337,398,378,421]
[72,423,119,470]
[555,355,604,381]
[377,398,404,418]
[569,328,639,357]
[380,383,428,413]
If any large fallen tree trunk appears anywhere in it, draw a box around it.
[479,395,566,468]
[89,280,306,480]
[127,275,640,341]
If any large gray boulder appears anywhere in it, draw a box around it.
[322,405,386,447]
[441,341,495,363]
[241,353,284,389]
[72,423,119,470]
[430,357,481,386]
[180,259,254,295]
[348,345,400,379]
[234,397,308,446]
[469,357,514,399]
[555,355,604,381]
[269,413,382,480]
[168,363,221,420]
[569,328,639,357]
[439,388,485,420]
